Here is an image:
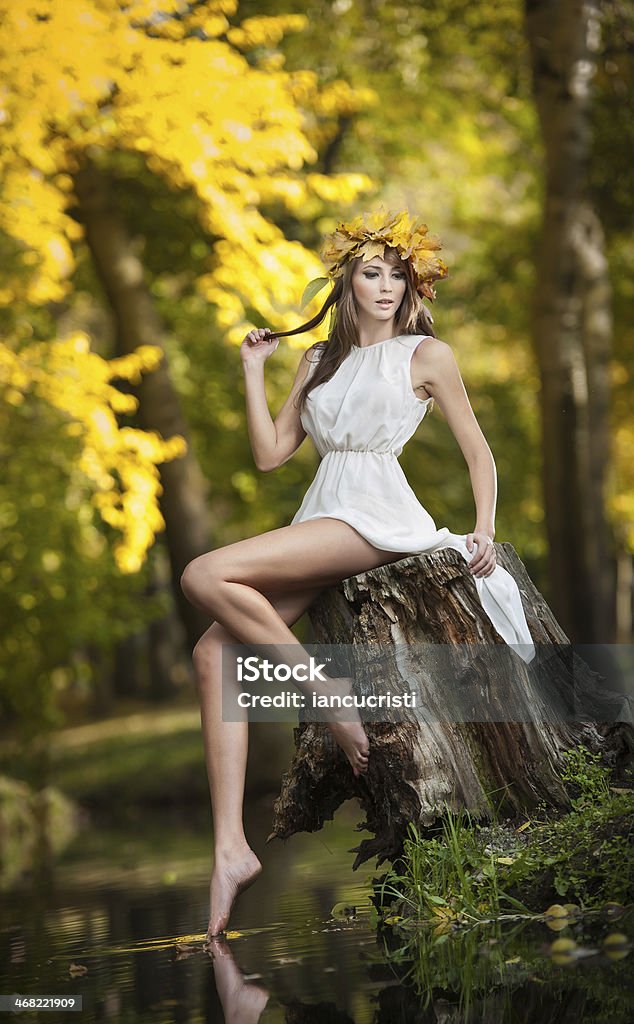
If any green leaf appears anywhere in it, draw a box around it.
[300,277,330,310]
[327,304,337,334]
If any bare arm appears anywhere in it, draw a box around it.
[240,327,316,473]
[413,339,498,575]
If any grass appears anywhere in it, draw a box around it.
[373,745,634,1020]
[0,703,295,814]
[378,746,634,926]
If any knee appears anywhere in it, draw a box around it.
[192,624,228,680]
[192,632,215,676]
[180,554,224,607]
[180,555,203,602]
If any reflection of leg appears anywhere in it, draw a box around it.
[182,518,404,778]
[194,587,321,938]
[205,935,269,1024]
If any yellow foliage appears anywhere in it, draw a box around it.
[0,0,375,318]
[227,15,307,50]
[0,334,185,572]
[0,0,379,586]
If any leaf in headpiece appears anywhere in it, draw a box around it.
[301,276,330,310]
[392,211,411,234]
[418,282,437,302]
[360,240,386,261]
[366,207,389,231]
[411,217,429,237]
[420,235,442,252]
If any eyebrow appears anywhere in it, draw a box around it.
[363,263,404,270]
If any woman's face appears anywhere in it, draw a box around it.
[350,255,408,323]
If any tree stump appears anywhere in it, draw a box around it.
[268,544,633,868]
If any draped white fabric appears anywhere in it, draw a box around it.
[291,334,535,664]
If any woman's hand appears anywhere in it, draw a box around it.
[240,327,279,365]
[466,531,496,578]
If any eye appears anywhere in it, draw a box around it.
[363,271,405,279]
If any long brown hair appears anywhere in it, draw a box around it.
[269,247,437,414]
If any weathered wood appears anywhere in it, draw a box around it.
[269,544,632,868]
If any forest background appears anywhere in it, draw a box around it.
[0,0,632,813]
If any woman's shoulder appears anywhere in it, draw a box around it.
[404,334,452,360]
[401,337,446,354]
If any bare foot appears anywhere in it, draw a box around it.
[205,935,269,1024]
[314,676,370,777]
[208,847,262,937]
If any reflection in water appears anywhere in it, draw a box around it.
[205,936,269,1023]
[0,799,391,1022]
[0,799,631,1022]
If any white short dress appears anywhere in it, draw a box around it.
[290,334,535,664]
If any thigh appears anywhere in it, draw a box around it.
[207,518,405,593]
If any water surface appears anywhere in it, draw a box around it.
[2,798,631,1022]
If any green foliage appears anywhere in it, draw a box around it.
[558,744,613,805]
[378,806,529,934]
[377,746,634,1019]
[380,746,633,928]
[504,749,634,908]
[0,337,171,741]
[2,0,632,742]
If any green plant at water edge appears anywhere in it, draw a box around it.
[500,746,633,907]
[558,744,613,805]
[379,746,633,924]
[376,746,633,1020]
[378,802,530,932]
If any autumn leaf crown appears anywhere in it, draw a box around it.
[320,206,449,302]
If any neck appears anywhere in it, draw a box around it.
[356,314,397,348]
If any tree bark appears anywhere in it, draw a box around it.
[72,158,213,651]
[524,0,615,642]
[269,545,632,868]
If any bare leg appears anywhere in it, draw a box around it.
[183,518,405,936]
[194,586,322,937]
[182,517,404,779]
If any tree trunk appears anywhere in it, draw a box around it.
[146,541,189,701]
[524,0,615,643]
[269,545,632,868]
[72,158,213,651]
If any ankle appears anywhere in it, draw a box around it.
[213,840,253,861]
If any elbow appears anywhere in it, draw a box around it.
[465,451,496,479]
[467,442,495,469]
[254,456,278,473]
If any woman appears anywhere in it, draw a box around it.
[180,209,535,939]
